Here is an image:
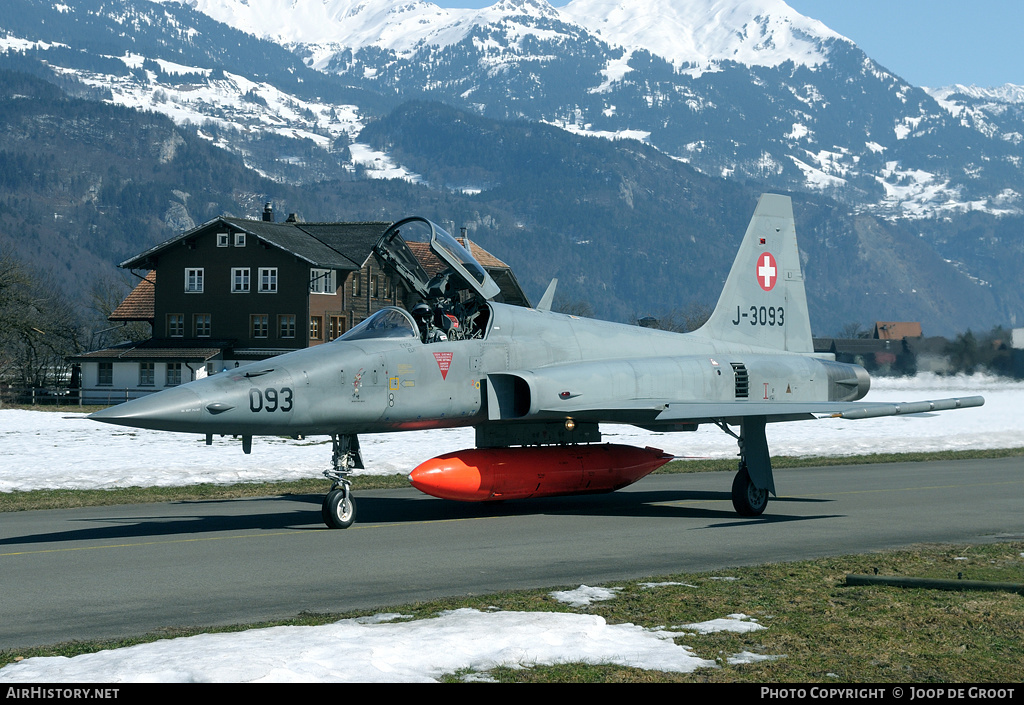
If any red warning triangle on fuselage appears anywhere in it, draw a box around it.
[432,352,453,380]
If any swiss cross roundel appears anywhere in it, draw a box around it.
[756,252,777,291]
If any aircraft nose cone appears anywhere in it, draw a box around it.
[89,386,204,432]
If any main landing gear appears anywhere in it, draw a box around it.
[717,417,775,517]
[731,463,769,516]
[322,434,362,529]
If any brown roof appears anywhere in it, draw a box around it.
[406,239,510,277]
[120,219,390,271]
[71,338,233,363]
[874,321,922,339]
[109,271,155,322]
[107,231,524,325]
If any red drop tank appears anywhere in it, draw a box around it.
[408,444,673,502]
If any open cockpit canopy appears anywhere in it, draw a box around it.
[374,217,501,303]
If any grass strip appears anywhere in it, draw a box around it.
[3,447,1022,513]
[2,541,1022,682]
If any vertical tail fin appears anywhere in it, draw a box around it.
[694,194,812,353]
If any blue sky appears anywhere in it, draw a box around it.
[433,1,1021,88]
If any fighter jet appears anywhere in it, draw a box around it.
[90,194,984,528]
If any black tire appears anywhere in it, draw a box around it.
[322,488,356,529]
[731,465,768,516]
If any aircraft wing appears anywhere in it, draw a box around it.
[655,396,985,423]
[535,396,985,425]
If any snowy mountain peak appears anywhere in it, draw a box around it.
[562,0,848,71]
[168,0,849,70]
[486,0,562,20]
[928,83,1024,104]
[171,0,460,48]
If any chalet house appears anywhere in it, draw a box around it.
[812,320,923,374]
[73,206,527,404]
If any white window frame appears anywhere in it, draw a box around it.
[231,267,250,293]
[217,233,230,247]
[309,268,336,294]
[234,233,246,247]
[185,268,204,293]
[258,267,278,293]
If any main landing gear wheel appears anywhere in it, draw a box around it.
[731,464,768,516]
[322,487,356,529]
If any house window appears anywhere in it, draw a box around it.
[310,316,322,341]
[234,233,246,247]
[232,267,250,293]
[258,267,278,293]
[166,363,182,387]
[217,233,229,247]
[167,313,184,337]
[185,268,204,293]
[251,314,269,338]
[194,313,211,337]
[329,315,346,341]
[279,314,296,339]
[98,362,113,386]
[139,362,155,387]
[351,272,361,297]
[309,268,336,294]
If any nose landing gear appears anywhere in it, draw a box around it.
[322,483,356,529]
[322,434,362,529]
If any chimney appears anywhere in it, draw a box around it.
[262,203,274,222]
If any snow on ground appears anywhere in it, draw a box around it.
[0,372,1019,682]
[0,373,1019,493]
[0,605,727,683]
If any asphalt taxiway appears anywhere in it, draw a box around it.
[2,457,1022,650]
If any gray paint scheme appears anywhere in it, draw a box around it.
[91,195,983,521]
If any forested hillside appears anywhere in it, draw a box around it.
[1,69,1020,337]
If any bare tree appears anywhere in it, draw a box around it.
[88,271,152,347]
[0,248,84,393]
[634,302,713,333]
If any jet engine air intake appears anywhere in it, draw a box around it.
[486,372,532,419]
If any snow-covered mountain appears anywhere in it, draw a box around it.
[179,0,846,73]
[926,83,1024,145]
[561,0,846,73]
[2,0,1023,335]
[6,0,1020,218]
[161,0,1024,220]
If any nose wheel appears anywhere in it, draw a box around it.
[322,483,356,529]
[322,434,363,529]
